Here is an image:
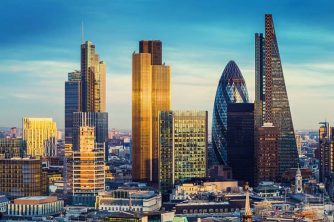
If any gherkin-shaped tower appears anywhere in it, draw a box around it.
[212,60,249,165]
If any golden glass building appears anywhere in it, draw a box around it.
[71,127,105,206]
[22,118,57,157]
[81,41,106,112]
[132,40,171,183]
[159,111,208,193]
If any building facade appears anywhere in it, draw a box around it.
[71,127,105,206]
[6,196,64,218]
[96,188,162,213]
[0,138,26,158]
[212,60,249,166]
[159,111,208,193]
[81,41,106,113]
[72,112,108,160]
[132,40,171,183]
[0,158,47,199]
[254,14,298,176]
[65,70,81,145]
[227,103,255,185]
[255,123,279,184]
[319,122,332,182]
[22,118,57,157]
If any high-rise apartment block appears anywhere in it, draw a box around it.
[227,103,255,185]
[132,40,171,183]
[0,158,48,199]
[71,127,105,206]
[23,118,57,157]
[254,14,298,179]
[65,70,81,144]
[159,111,208,193]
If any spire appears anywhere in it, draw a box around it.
[242,182,253,222]
[81,21,84,44]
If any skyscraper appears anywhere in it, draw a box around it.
[319,122,332,182]
[132,40,171,183]
[72,112,108,160]
[212,60,249,165]
[81,41,106,112]
[65,70,81,144]
[71,127,105,206]
[159,111,208,193]
[255,14,298,176]
[227,103,254,185]
[23,118,57,157]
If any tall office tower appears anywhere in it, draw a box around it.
[72,112,108,160]
[227,103,255,186]
[71,127,105,206]
[23,118,57,157]
[132,40,171,183]
[0,158,48,199]
[159,111,208,193]
[81,41,106,112]
[255,123,279,184]
[319,122,332,182]
[212,60,249,165]
[65,70,81,144]
[255,14,298,176]
[0,138,26,158]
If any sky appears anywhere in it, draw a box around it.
[0,0,334,131]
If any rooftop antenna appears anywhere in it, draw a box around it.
[81,21,84,43]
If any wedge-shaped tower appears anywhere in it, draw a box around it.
[212,61,249,165]
[255,14,298,175]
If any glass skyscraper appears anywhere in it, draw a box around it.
[65,70,81,144]
[212,60,249,165]
[255,14,298,176]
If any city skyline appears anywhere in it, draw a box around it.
[1,0,334,130]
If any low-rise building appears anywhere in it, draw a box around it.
[0,195,9,213]
[96,187,161,213]
[6,196,64,219]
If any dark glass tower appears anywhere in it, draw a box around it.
[65,71,81,144]
[227,103,254,186]
[212,61,249,165]
[255,14,298,175]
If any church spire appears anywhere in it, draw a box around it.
[242,182,253,222]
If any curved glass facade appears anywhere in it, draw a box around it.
[212,60,249,165]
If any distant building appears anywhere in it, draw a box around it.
[0,195,9,213]
[0,158,48,199]
[6,196,63,219]
[22,117,57,157]
[71,127,105,207]
[227,103,255,185]
[0,138,26,158]
[96,187,161,213]
[159,111,208,194]
[295,133,302,156]
[319,122,332,182]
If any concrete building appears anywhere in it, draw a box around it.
[6,196,63,218]
[96,188,161,213]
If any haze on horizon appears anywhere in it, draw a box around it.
[0,0,333,131]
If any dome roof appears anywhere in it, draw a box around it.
[220,60,246,85]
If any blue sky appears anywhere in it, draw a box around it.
[0,0,334,130]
